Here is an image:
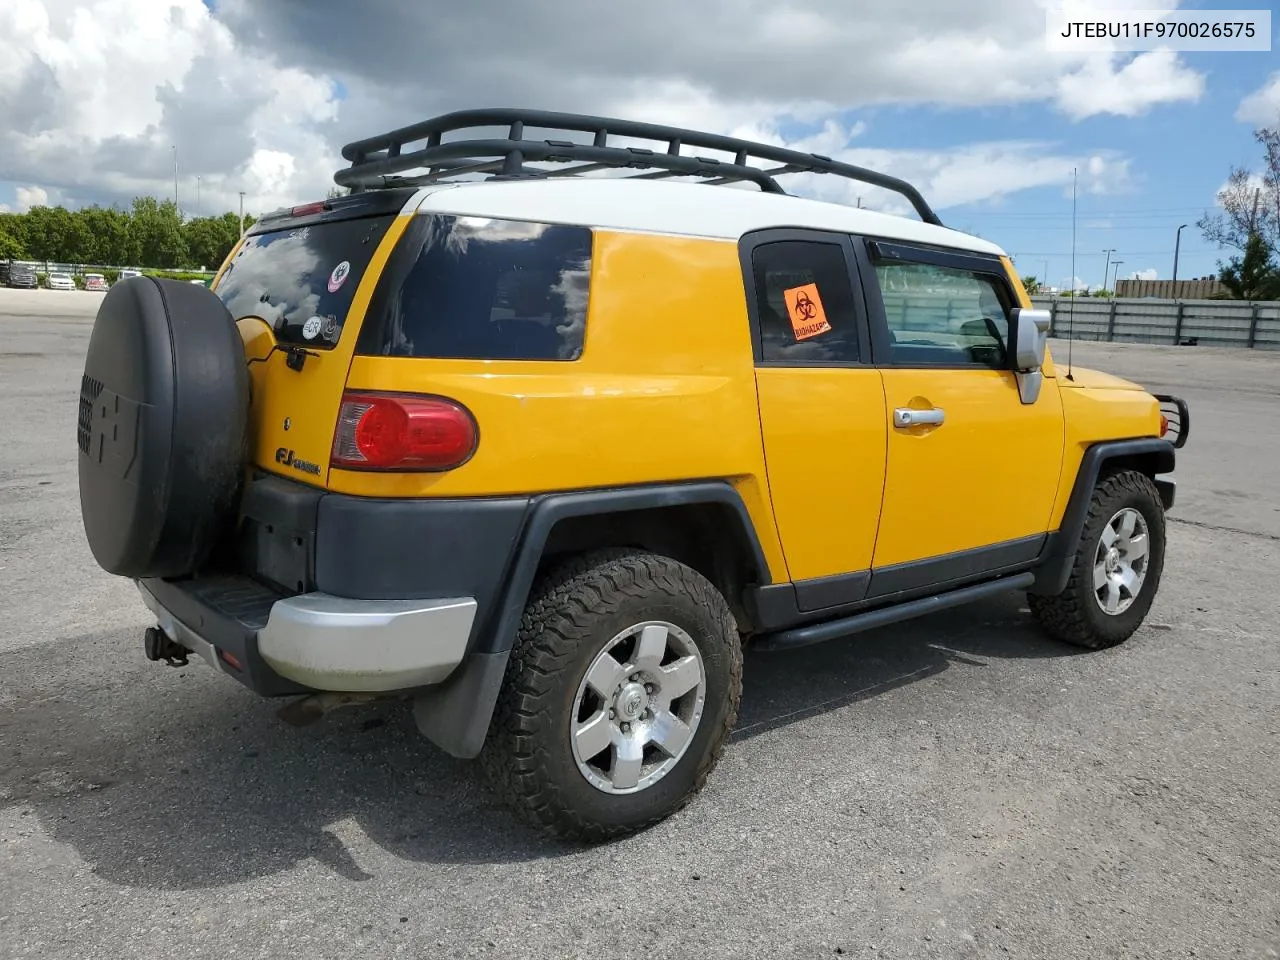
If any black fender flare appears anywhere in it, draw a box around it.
[411,480,773,758]
[1029,437,1176,597]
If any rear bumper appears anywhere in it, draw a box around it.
[138,577,477,694]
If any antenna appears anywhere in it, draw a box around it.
[1067,166,1076,381]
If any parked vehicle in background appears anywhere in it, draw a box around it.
[83,274,109,292]
[47,272,76,291]
[118,269,143,282]
[8,262,38,289]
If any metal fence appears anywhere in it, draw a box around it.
[1031,296,1280,350]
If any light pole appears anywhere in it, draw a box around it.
[239,192,246,238]
[196,176,201,218]
[172,145,179,216]
[1172,223,1187,285]
[1101,247,1116,292]
[1111,261,1125,294]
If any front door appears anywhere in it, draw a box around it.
[744,230,887,610]
[856,239,1064,597]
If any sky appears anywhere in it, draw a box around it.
[0,0,1277,290]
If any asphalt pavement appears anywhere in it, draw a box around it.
[1,288,1278,959]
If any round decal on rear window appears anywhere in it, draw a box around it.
[327,260,351,293]
[301,316,324,340]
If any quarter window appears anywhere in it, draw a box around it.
[872,260,1010,368]
[358,214,592,361]
[750,240,861,364]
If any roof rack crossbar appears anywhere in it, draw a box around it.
[336,108,942,225]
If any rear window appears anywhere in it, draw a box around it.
[357,214,592,361]
[214,214,395,348]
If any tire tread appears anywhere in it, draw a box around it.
[480,549,742,843]
[1029,469,1165,649]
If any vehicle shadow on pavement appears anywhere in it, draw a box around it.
[735,591,1083,742]
[0,593,1082,890]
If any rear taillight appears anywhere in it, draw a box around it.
[1160,414,1169,438]
[290,200,329,217]
[331,392,479,472]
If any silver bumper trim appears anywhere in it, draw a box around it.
[137,584,478,694]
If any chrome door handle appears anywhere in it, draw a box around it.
[893,407,945,428]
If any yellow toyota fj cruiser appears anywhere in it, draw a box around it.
[77,109,1190,842]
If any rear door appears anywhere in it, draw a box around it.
[744,229,887,610]
[211,190,416,487]
[855,238,1064,597]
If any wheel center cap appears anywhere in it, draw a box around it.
[1105,547,1121,573]
[616,683,649,722]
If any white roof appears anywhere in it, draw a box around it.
[407,177,1005,257]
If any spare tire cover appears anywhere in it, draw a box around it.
[77,276,249,579]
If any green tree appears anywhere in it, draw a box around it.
[0,231,24,260]
[1197,123,1280,261]
[1021,275,1042,295]
[1217,232,1280,300]
[78,205,137,265]
[0,213,27,259]
[183,212,244,270]
[23,204,92,262]
[129,196,188,268]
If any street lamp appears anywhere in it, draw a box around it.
[1111,261,1125,293]
[239,191,246,238]
[1101,247,1116,292]
[1173,223,1188,285]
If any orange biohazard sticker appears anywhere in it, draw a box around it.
[783,283,832,341]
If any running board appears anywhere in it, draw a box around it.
[753,572,1036,652]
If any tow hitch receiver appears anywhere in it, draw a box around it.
[143,626,190,667]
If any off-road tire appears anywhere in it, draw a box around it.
[480,549,742,843]
[1029,469,1166,650]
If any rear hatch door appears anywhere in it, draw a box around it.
[212,189,416,488]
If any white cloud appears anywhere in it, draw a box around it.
[1129,268,1159,281]
[1236,73,1280,127]
[0,0,340,215]
[15,185,48,212]
[0,0,1203,217]
[771,135,1131,215]
[1054,49,1204,120]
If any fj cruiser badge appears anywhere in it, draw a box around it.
[275,447,321,476]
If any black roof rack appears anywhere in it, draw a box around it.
[334,107,943,226]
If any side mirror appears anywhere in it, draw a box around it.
[1010,307,1052,405]
[1011,307,1051,372]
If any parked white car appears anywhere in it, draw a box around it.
[47,273,76,291]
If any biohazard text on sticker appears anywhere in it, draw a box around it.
[783,283,832,341]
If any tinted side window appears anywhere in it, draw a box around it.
[751,240,861,364]
[358,215,592,360]
[871,260,1010,368]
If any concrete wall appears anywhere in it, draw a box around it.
[1030,295,1280,349]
